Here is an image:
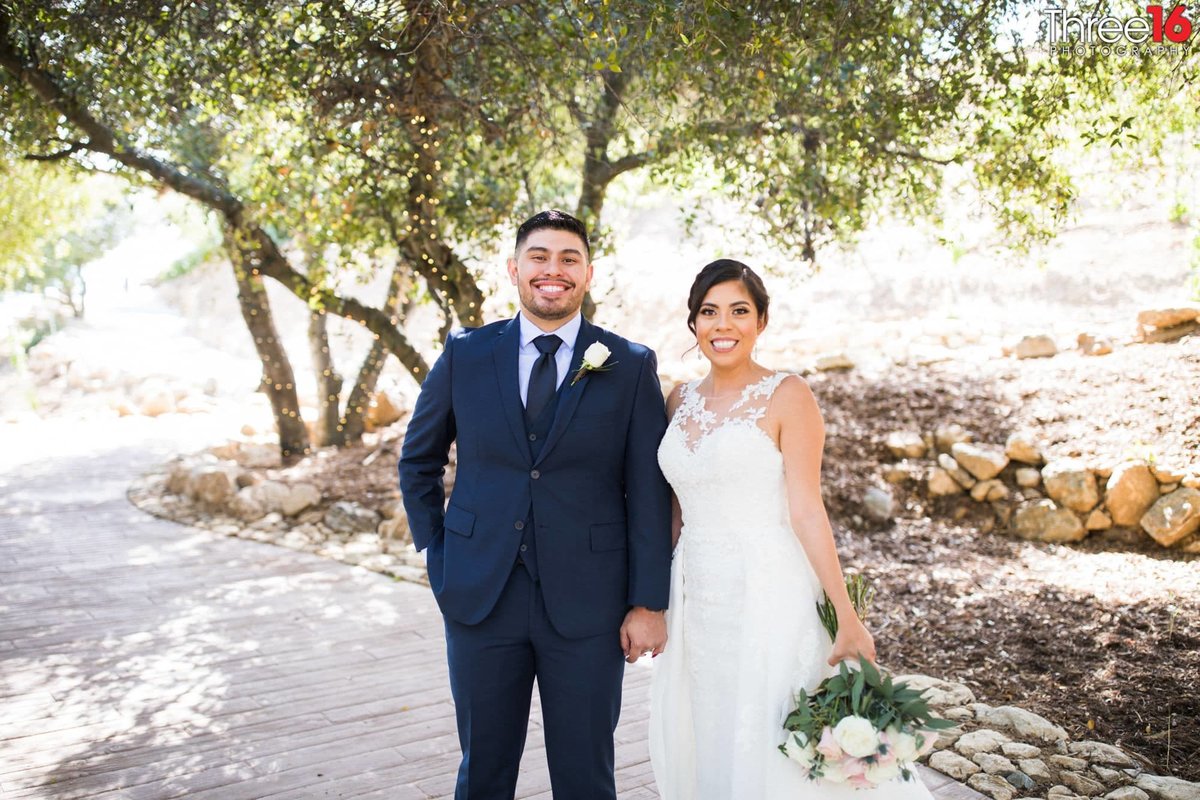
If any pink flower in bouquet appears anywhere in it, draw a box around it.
[841,756,870,779]
[816,726,844,761]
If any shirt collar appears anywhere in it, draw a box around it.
[518,311,582,351]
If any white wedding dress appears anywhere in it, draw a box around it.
[650,373,935,799]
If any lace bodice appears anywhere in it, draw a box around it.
[659,372,793,535]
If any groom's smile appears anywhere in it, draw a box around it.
[508,228,593,327]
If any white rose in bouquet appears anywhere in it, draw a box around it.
[886,726,920,763]
[865,755,903,784]
[782,732,817,769]
[832,715,880,759]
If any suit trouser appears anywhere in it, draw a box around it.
[443,564,625,800]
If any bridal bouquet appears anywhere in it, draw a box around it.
[779,576,954,788]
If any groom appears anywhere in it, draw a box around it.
[399,210,672,799]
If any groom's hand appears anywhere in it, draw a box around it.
[620,607,667,663]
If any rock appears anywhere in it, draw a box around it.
[365,391,404,430]
[1107,788,1151,800]
[1139,319,1200,343]
[887,431,927,459]
[187,463,240,506]
[379,513,411,552]
[240,423,257,437]
[980,706,1069,743]
[1140,488,1200,547]
[1015,334,1057,359]
[972,479,1010,503]
[942,706,975,722]
[929,468,965,496]
[1137,307,1200,329]
[931,750,981,780]
[1001,742,1042,759]
[1043,459,1100,513]
[814,352,854,371]
[1161,482,1180,494]
[1013,500,1087,543]
[1134,774,1200,800]
[1069,741,1137,767]
[1152,465,1187,483]
[1106,463,1162,526]
[240,443,282,469]
[1183,473,1200,490]
[281,483,321,516]
[1050,755,1090,771]
[954,442,1010,480]
[1078,332,1115,356]
[1086,509,1113,530]
[1018,758,1054,782]
[1046,786,1080,799]
[251,481,292,514]
[230,487,267,521]
[956,729,1011,758]
[883,461,920,484]
[1005,433,1044,465]
[165,460,193,495]
[1016,467,1042,488]
[893,674,976,706]
[939,453,978,489]
[136,379,177,417]
[968,772,1016,800]
[1005,770,1037,791]
[974,752,1018,774]
[1095,765,1124,782]
[1060,770,1107,796]
[935,423,973,453]
[324,501,382,536]
[863,485,895,521]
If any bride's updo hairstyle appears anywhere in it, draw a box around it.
[686,259,771,335]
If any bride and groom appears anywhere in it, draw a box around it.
[399,210,935,799]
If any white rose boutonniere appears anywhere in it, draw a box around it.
[570,342,615,385]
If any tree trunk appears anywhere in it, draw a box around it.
[226,230,310,461]
[308,309,345,447]
[341,263,410,444]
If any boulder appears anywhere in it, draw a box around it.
[136,379,177,417]
[324,501,382,536]
[1018,758,1054,782]
[883,461,920,484]
[929,468,965,496]
[1086,509,1113,531]
[1068,740,1136,767]
[863,485,895,521]
[953,442,1009,480]
[1015,335,1057,359]
[935,423,973,453]
[892,674,976,706]
[887,431,927,459]
[955,729,1011,758]
[187,463,239,506]
[1137,307,1200,329]
[930,750,981,780]
[1060,771,1106,796]
[378,513,411,552]
[230,487,267,521]
[814,352,854,371]
[971,479,1009,503]
[973,752,1018,775]
[1005,433,1043,465]
[939,453,978,489]
[1000,742,1042,759]
[1140,488,1200,547]
[1106,463,1162,526]
[967,772,1015,800]
[1107,788,1151,800]
[282,483,322,516]
[1043,459,1100,513]
[1078,332,1114,356]
[978,705,1069,743]
[365,391,404,430]
[1014,500,1086,543]
[1134,774,1200,800]
[1016,467,1042,488]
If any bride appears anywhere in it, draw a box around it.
[649,260,935,799]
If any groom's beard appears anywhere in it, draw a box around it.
[518,283,583,322]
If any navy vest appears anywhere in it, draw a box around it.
[517,388,561,581]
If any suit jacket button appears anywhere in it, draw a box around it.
[528,433,537,441]
[519,544,528,552]
[514,521,525,530]
[530,469,540,479]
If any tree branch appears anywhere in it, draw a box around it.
[24,140,87,161]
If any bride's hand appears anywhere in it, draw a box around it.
[828,615,877,667]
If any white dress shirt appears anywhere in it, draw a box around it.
[517,311,581,408]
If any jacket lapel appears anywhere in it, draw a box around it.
[533,318,600,467]
[491,318,532,464]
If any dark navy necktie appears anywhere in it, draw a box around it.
[525,334,562,422]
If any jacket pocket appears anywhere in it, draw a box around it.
[589,522,627,551]
[444,503,476,537]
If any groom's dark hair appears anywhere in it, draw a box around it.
[515,210,591,259]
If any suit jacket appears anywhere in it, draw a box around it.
[398,316,672,638]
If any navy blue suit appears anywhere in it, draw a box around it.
[399,316,672,799]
